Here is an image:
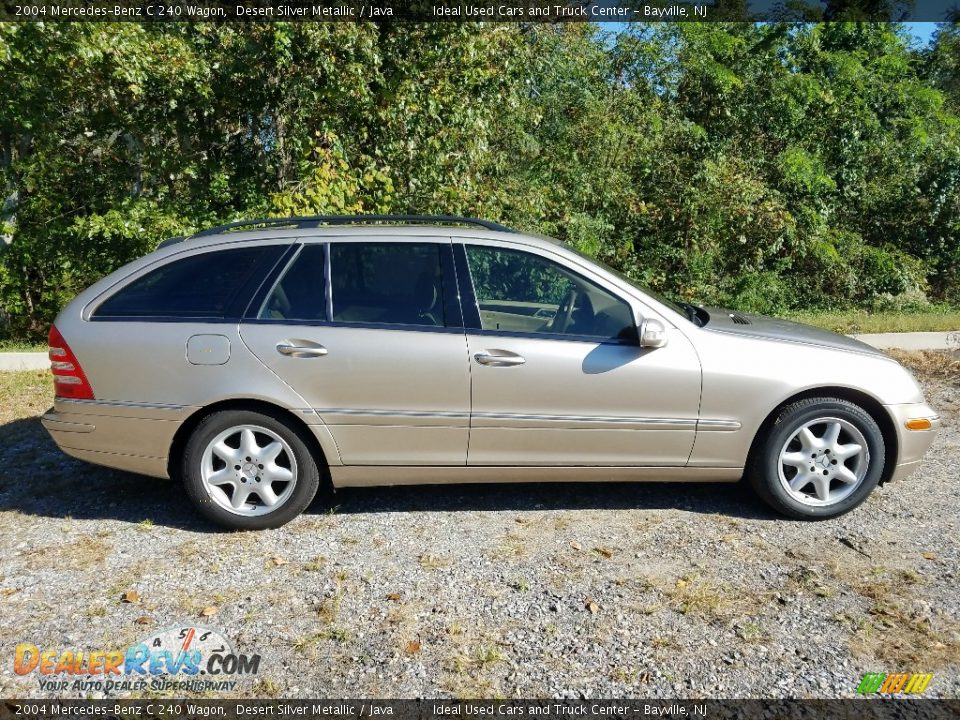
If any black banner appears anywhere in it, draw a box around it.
[1,0,958,23]
[3,700,960,720]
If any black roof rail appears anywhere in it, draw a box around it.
[188,214,517,239]
[156,235,188,249]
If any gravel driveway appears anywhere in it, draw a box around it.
[1,352,958,699]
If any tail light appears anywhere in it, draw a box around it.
[48,324,95,400]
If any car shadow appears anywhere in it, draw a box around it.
[326,481,777,521]
[0,414,782,531]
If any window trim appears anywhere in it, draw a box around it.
[454,242,639,346]
[90,244,290,323]
[240,242,302,320]
[246,242,326,323]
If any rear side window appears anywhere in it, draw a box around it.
[331,242,446,327]
[95,247,273,319]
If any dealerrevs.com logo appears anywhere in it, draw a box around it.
[856,672,934,694]
[14,625,260,693]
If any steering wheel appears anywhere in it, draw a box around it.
[553,287,578,334]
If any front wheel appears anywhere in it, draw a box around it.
[182,409,321,530]
[749,397,885,519]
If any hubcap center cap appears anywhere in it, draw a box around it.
[241,462,258,479]
[815,455,831,470]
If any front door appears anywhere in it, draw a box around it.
[239,239,470,465]
[459,242,702,466]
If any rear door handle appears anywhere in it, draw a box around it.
[474,350,525,367]
[276,341,328,358]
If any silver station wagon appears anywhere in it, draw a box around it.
[42,215,940,529]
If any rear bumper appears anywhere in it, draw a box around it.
[41,401,186,479]
[884,402,940,482]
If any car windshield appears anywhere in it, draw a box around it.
[559,243,690,320]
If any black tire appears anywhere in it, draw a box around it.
[181,408,322,530]
[748,397,885,520]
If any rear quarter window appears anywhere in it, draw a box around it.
[94,246,278,319]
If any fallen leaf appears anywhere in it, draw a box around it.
[385,592,401,602]
[569,542,582,551]
[584,597,600,614]
[593,547,613,559]
[270,556,289,566]
[199,606,218,617]
[121,591,141,604]
[405,640,421,654]
[922,552,937,560]
[134,615,153,625]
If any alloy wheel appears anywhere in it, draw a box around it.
[200,424,298,516]
[777,417,870,507]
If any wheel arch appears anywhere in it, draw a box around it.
[745,386,898,486]
[168,399,333,488]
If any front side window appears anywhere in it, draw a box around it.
[465,245,634,341]
[330,242,446,327]
[95,246,271,319]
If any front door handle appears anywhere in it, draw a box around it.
[276,340,328,358]
[474,350,525,367]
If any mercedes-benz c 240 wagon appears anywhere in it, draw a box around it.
[42,215,940,529]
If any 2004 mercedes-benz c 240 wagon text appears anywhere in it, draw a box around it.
[42,215,940,529]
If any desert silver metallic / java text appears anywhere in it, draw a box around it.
[200,424,298,516]
[777,417,869,506]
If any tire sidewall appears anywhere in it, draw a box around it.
[758,400,885,519]
[182,409,321,530]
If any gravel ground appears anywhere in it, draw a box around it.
[0,353,958,700]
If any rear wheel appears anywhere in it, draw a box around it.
[749,397,885,519]
[182,409,321,529]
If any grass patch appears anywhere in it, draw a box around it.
[451,644,505,674]
[419,553,453,570]
[665,575,765,621]
[0,370,52,423]
[829,564,960,669]
[303,555,326,572]
[736,622,767,642]
[252,678,282,695]
[886,350,960,380]
[489,531,528,561]
[787,565,836,599]
[176,542,201,562]
[785,308,960,334]
[294,626,354,654]
[0,339,47,352]
[510,578,530,592]
[25,536,112,571]
[85,604,108,618]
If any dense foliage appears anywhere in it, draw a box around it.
[1,22,959,338]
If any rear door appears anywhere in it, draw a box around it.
[457,240,702,466]
[239,238,471,465]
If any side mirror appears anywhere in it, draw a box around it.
[638,317,668,348]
